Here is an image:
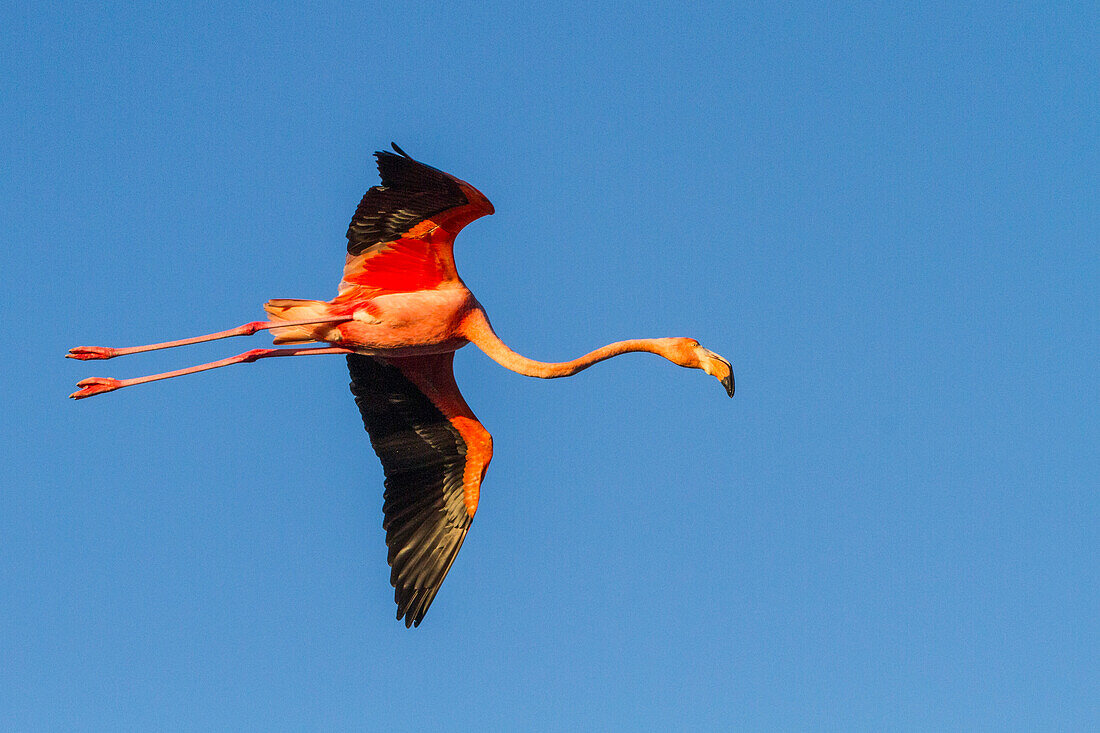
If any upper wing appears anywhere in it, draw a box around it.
[338,144,495,296]
[347,351,493,627]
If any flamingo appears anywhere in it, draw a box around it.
[68,144,735,627]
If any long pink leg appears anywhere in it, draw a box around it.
[66,316,353,361]
[69,346,355,399]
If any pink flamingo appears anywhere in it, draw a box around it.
[69,144,734,627]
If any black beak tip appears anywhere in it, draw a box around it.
[721,372,735,398]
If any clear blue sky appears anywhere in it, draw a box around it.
[3,1,1096,729]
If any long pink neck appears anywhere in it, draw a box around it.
[463,308,682,379]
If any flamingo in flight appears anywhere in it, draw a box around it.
[69,144,735,627]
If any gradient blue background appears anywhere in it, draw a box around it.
[4,2,1097,729]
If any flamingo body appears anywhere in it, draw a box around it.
[69,144,734,627]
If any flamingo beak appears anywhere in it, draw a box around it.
[699,348,734,398]
[716,355,734,397]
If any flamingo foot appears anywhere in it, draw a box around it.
[67,346,118,360]
[70,377,122,399]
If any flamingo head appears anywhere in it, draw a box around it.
[666,339,735,398]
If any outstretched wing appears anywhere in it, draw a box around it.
[337,144,495,296]
[348,351,493,627]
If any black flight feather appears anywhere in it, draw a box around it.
[347,353,473,628]
[346,145,468,256]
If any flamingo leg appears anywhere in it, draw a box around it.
[69,346,355,399]
[66,316,353,361]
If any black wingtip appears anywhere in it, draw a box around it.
[373,143,412,165]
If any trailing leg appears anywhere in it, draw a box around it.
[69,346,354,399]
[66,315,352,360]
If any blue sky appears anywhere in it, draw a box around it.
[3,1,1097,729]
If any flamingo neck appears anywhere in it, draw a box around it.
[463,308,683,379]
